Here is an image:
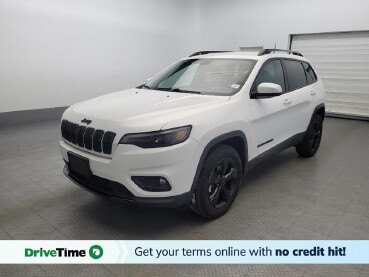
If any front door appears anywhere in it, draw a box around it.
[249,59,295,158]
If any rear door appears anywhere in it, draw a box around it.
[282,59,315,134]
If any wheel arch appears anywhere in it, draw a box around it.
[306,103,325,132]
[190,131,248,194]
[315,104,325,121]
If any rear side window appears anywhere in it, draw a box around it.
[302,62,317,84]
[284,60,307,91]
[253,59,285,92]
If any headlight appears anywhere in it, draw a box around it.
[119,125,192,148]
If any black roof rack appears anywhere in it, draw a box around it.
[189,51,231,57]
[258,49,303,57]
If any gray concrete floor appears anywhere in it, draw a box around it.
[0,117,368,276]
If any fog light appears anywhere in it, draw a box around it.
[131,176,172,192]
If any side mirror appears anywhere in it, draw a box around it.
[257,82,282,95]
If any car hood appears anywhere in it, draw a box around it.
[64,88,230,132]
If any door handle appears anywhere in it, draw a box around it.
[283,99,292,105]
[310,91,316,96]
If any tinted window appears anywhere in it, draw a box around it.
[253,60,285,92]
[302,62,317,84]
[284,60,307,91]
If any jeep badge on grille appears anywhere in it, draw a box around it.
[81,118,92,125]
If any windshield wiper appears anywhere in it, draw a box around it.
[147,87,202,94]
[136,84,151,89]
[142,84,151,89]
[170,88,202,94]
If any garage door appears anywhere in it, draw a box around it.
[290,31,369,118]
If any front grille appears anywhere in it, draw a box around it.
[84,127,94,150]
[61,120,116,154]
[76,126,86,147]
[93,130,104,153]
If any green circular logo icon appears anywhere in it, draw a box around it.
[89,245,103,259]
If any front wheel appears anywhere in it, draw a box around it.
[296,114,323,157]
[189,144,242,219]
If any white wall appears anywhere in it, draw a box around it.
[2,0,369,113]
[196,0,369,51]
[0,0,199,113]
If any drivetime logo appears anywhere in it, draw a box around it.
[25,245,103,259]
[89,245,104,259]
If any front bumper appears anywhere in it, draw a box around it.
[63,165,191,207]
[60,136,203,204]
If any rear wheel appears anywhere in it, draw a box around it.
[189,144,242,219]
[296,115,323,157]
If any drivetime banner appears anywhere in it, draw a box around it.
[0,240,368,264]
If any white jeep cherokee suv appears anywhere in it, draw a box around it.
[60,49,325,218]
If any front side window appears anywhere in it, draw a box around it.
[284,60,307,91]
[252,59,285,92]
[142,58,256,96]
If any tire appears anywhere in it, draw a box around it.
[296,114,323,157]
[189,144,242,219]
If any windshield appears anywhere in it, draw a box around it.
[140,58,256,95]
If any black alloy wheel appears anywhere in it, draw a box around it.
[310,119,322,151]
[296,114,323,157]
[208,158,238,209]
[189,144,242,219]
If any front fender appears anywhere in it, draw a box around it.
[188,130,249,194]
